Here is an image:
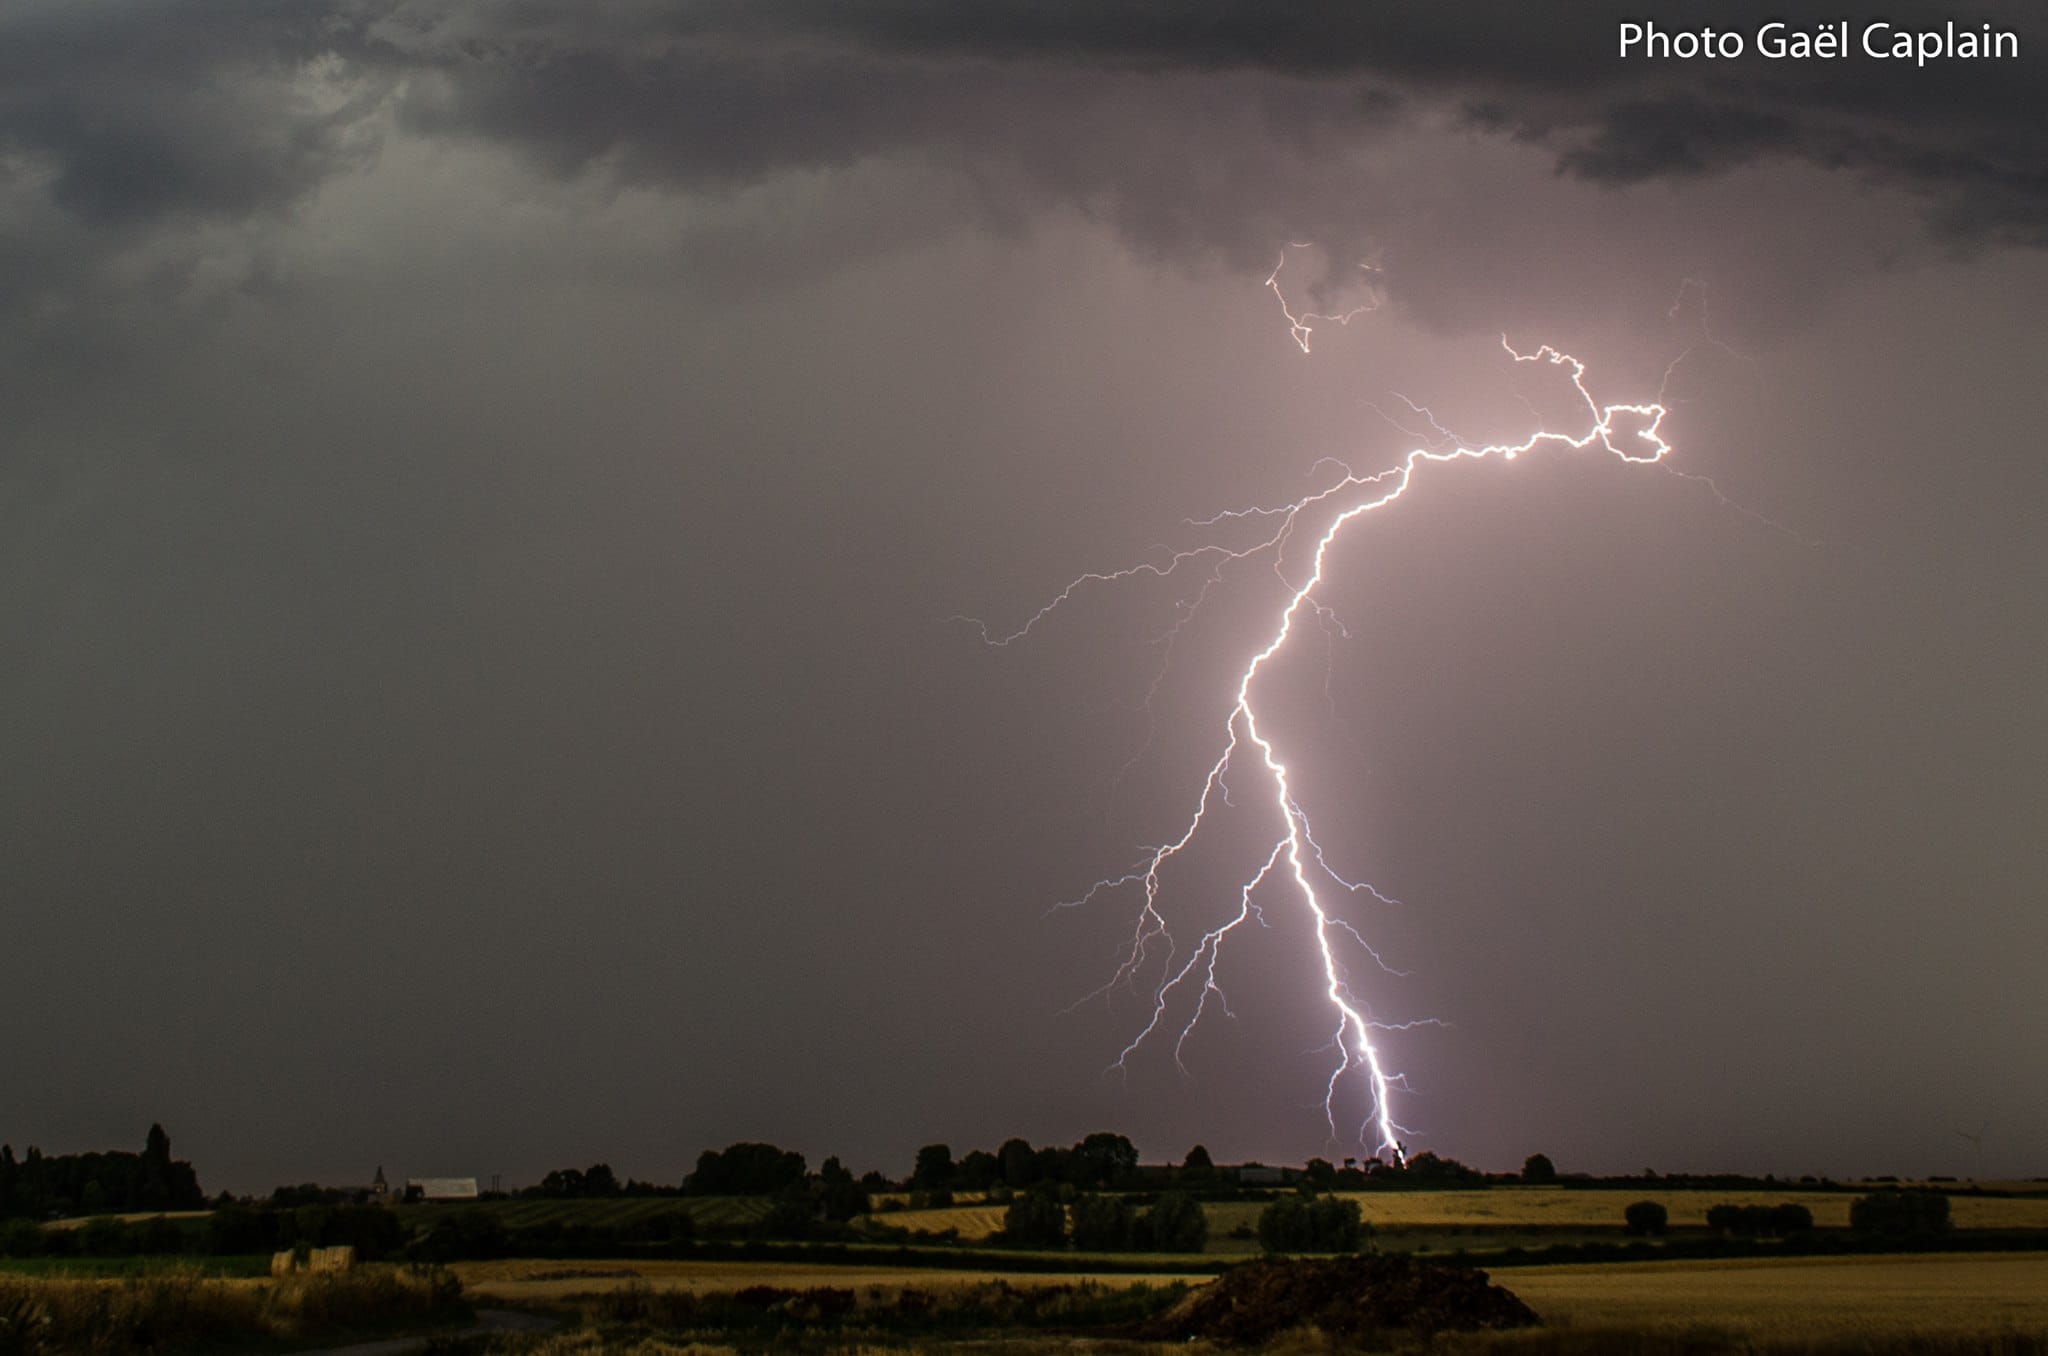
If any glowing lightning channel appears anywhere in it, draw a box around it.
[961,252,1675,1163]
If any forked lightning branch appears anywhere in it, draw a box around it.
[960,253,1675,1162]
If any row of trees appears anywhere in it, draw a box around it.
[999,1188,1209,1252]
[911,1133,1147,1195]
[1624,1193,1949,1239]
[0,1126,205,1221]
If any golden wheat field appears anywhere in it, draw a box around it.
[1501,1251,2048,1340]
[1337,1188,2048,1231]
[450,1257,1214,1303]
[875,1189,2048,1241]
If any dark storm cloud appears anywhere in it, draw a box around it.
[4,0,2041,336]
[359,0,2047,247]
[0,1,383,225]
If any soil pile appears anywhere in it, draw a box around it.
[1141,1255,1538,1343]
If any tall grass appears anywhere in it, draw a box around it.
[0,1263,467,1354]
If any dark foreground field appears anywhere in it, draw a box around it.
[4,1250,2047,1354]
[433,1251,2048,1355]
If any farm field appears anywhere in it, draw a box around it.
[1503,1251,2048,1340]
[451,1256,1213,1304]
[874,1188,2048,1247]
[40,1209,211,1231]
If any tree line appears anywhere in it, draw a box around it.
[0,1125,204,1221]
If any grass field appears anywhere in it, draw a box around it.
[1503,1251,2048,1340]
[449,1252,2048,1353]
[39,1209,212,1231]
[874,1189,2048,1248]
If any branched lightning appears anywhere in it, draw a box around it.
[959,247,1700,1163]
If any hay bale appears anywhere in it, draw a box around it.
[309,1245,356,1273]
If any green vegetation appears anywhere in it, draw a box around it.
[1257,1194,1370,1253]
[1706,1203,1815,1238]
[1854,1190,1954,1239]
[0,1263,466,1355]
[1626,1201,1670,1236]
[0,1126,204,1222]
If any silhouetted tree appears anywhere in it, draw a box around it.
[1522,1153,1558,1184]
[1071,1193,1136,1250]
[956,1149,1000,1191]
[1136,1190,1208,1252]
[999,1138,1036,1187]
[1257,1195,1367,1252]
[685,1143,807,1195]
[1851,1190,1949,1238]
[538,1168,587,1198]
[1624,1200,1668,1235]
[817,1157,870,1223]
[911,1143,955,1190]
[1002,1187,1068,1248]
[1178,1145,1217,1184]
[1074,1133,1139,1188]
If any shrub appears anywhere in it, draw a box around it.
[1257,1195,1367,1253]
[1135,1190,1208,1253]
[1070,1194,1135,1251]
[1705,1202,1816,1237]
[0,1220,43,1259]
[1851,1188,1950,1238]
[1001,1189,1068,1248]
[1623,1200,1668,1235]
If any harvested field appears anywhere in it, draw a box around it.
[1212,1190,2048,1233]
[872,1205,1009,1238]
[1504,1251,2048,1340]
[874,1189,2048,1251]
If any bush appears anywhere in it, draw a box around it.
[1135,1190,1208,1253]
[1001,1190,1068,1248]
[1070,1194,1135,1251]
[1851,1189,1950,1238]
[0,1220,43,1259]
[1623,1200,1667,1235]
[1705,1202,1816,1238]
[1257,1195,1367,1253]
[1522,1153,1558,1184]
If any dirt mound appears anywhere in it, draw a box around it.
[1141,1255,1538,1343]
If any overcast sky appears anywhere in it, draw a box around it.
[2,1,2043,1194]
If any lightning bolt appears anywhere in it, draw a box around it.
[959,248,1676,1163]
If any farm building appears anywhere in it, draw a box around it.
[406,1177,479,1202]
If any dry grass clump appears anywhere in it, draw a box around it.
[0,1263,465,1354]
